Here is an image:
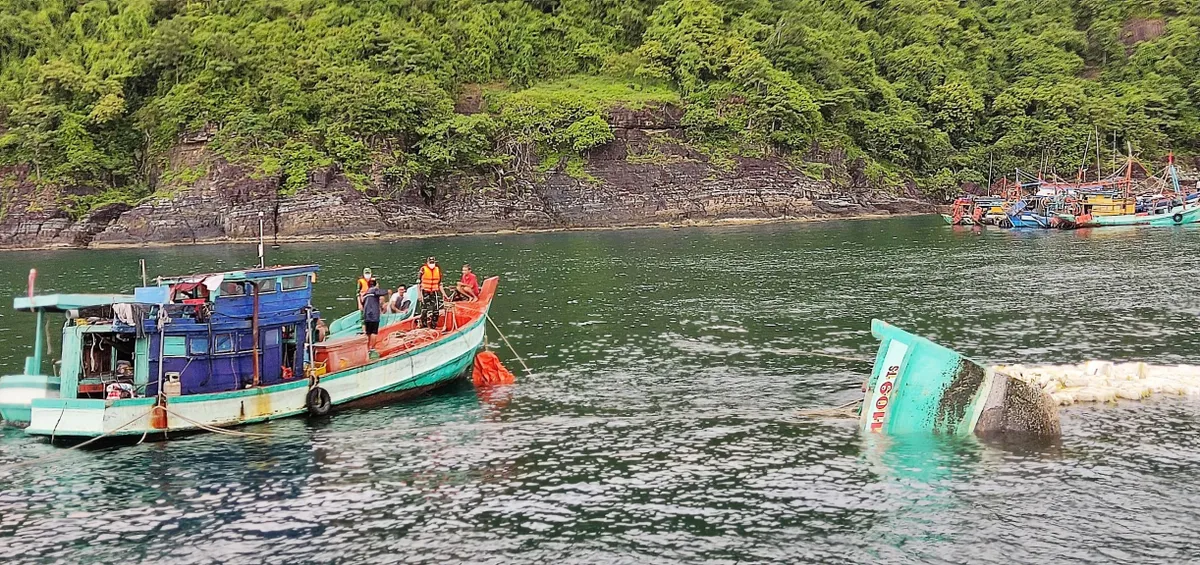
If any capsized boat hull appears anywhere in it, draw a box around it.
[861,320,1059,437]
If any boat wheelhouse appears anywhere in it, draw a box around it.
[0,266,319,426]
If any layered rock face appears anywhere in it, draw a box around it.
[0,108,934,249]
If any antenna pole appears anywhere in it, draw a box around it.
[258,211,265,269]
[986,152,993,193]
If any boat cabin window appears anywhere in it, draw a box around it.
[78,332,136,398]
[282,324,299,368]
[254,280,277,294]
[219,281,246,297]
[214,333,235,353]
[163,336,187,356]
[282,275,309,291]
[172,282,210,303]
[265,328,280,346]
[189,336,208,356]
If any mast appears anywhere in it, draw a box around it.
[1168,152,1181,195]
[1076,134,1091,184]
[258,211,265,269]
[252,280,261,387]
[986,152,993,193]
[26,269,44,375]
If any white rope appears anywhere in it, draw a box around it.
[795,350,873,364]
[0,407,156,470]
[162,407,274,438]
[486,315,531,375]
[795,399,862,418]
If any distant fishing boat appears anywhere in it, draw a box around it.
[948,142,1200,231]
[0,264,497,441]
[942,196,1005,226]
[1054,155,1200,228]
[860,320,1059,437]
[1056,199,1200,228]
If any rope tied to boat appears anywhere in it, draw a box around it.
[796,350,873,364]
[0,407,157,471]
[795,399,862,419]
[161,407,274,438]
[486,315,532,375]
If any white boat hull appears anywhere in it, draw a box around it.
[26,313,487,438]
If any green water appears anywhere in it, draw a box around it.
[1,216,1199,563]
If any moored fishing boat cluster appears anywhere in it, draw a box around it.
[943,152,1200,230]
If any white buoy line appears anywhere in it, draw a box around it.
[996,361,1200,405]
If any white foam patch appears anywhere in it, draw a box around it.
[995,362,1200,405]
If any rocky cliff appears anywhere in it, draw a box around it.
[0,108,933,249]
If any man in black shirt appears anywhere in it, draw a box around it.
[361,278,389,354]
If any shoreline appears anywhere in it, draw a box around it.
[0,212,933,252]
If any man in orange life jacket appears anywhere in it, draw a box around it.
[356,268,373,310]
[418,256,448,328]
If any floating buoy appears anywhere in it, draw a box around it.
[473,351,515,386]
[150,404,168,429]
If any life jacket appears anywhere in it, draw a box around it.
[420,264,442,292]
[357,277,370,295]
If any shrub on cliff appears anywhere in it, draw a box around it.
[3,0,1200,208]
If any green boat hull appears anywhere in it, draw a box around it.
[1058,202,1200,228]
[862,320,1059,438]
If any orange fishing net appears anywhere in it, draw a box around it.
[473,351,515,386]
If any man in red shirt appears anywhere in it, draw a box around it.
[454,263,481,301]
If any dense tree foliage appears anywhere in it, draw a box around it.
[2,0,1199,203]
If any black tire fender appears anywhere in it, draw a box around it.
[1173,212,1184,224]
[306,386,332,417]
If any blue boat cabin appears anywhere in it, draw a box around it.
[56,265,320,400]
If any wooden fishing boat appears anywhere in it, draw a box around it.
[1000,199,1045,229]
[860,320,1058,437]
[942,196,1005,225]
[1050,152,1199,229]
[2,265,496,441]
[1056,199,1200,228]
[941,197,976,225]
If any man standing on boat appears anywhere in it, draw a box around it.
[356,268,373,310]
[361,278,389,354]
[419,256,447,329]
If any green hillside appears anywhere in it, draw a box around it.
[2,0,1198,207]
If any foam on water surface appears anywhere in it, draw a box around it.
[996,361,1200,405]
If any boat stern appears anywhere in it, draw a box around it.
[0,374,60,427]
[863,320,1059,438]
[862,320,992,435]
[25,397,158,439]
